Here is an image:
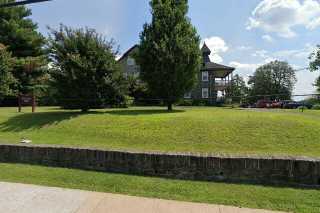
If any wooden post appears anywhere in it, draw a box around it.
[18,94,22,113]
[32,94,36,113]
[18,94,36,113]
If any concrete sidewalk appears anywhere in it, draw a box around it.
[0,182,287,213]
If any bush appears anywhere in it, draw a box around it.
[312,104,320,110]
[192,99,209,106]
[298,106,308,111]
[177,99,193,106]
[0,96,18,107]
[48,25,127,112]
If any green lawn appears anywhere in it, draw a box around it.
[0,163,319,213]
[0,107,320,157]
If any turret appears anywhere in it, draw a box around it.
[201,43,211,64]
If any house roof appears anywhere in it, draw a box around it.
[117,45,138,62]
[203,62,235,71]
[118,44,236,78]
[202,62,235,78]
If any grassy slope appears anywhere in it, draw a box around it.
[0,163,319,213]
[0,107,320,157]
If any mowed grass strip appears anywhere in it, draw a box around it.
[0,163,319,213]
[0,107,320,157]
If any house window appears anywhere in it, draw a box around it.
[184,92,192,99]
[202,88,209,99]
[202,71,209,82]
[127,57,135,66]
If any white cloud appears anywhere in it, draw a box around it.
[247,0,320,38]
[229,62,260,71]
[250,44,316,62]
[262,35,274,42]
[229,61,261,77]
[116,54,122,60]
[294,71,319,95]
[252,50,269,58]
[308,17,320,29]
[273,43,315,60]
[237,45,253,51]
[201,36,229,63]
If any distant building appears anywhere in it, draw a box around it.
[118,44,235,103]
[117,45,140,79]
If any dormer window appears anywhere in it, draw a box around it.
[127,57,135,66]
[202,71,209,82]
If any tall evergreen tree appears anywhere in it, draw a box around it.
[137,0,201,111]
[0,0,46,94]
[0,44,16,100]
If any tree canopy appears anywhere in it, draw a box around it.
[227,74,248,103]
[316,76,320,93]
[137,0,201,110]
[48,25,127,112]
[248,61,297,102]
[0,0,47,94]
[310,45,320,72]
[0,46,16,100]
[309,45,320,93]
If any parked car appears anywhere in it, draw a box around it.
[256,99,271,108]
[283,101,302,109]
[240,103,250,108]
[267,101,283,108]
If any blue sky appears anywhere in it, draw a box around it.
[29,0,320,95]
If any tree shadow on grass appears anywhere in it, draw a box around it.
[104,109,185,116]
[0,109,185,132]
[0,111,83,132]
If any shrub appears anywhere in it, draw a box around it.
[48,25,127,112]
[177,99,193,106]
[298,106,308,110]
[312,104,320,110]
[192,99,209,106]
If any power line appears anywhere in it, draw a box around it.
[0,0,51,8]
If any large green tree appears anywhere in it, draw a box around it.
[309,45,320,93]
[316,76,320,93]
[227,74,248,103]
[248,61,297,102]
[48,25,126,112]
[0,0,46,94]
[0,45,16,100]
[137,0,201,111]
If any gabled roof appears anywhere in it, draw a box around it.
[117,45,138,62]
[201,43,211,54]
[203,62,235,71]
[202,62,235,78]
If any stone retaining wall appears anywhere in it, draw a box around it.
[0,144,319,186]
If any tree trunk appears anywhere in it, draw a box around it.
[167,102,173,111]
[81,108,89,113]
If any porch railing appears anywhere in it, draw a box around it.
[215,80,231,87]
